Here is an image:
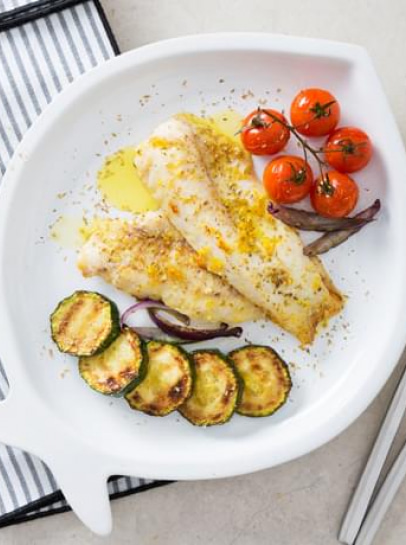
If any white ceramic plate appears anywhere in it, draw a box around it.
[1,33,406,535]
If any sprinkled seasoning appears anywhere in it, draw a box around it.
[241,90,255,100]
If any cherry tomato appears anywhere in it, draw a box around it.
[324,127,372,173]
[310,171,359,218]
[240,109,290,155]
[263,155,313,204]
[290,89,340,137]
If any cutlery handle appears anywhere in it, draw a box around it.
[339,363,406,544]
[355,440,406,545]
[0,385,112,535]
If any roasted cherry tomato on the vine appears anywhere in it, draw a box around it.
[240,109,290,155]
[310,171,359,218]
[324,127,372,173]
[290,89,340,137]
[263,155,313,204]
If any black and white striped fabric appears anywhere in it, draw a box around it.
[0,0,167,528]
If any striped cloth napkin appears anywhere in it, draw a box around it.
[0,0,167,528]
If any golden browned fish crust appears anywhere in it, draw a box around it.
[78,212,262,324]
[135,114,343,344]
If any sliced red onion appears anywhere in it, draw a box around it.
[268,201,373,232]
[121,299,243,342]
[120,299,190,329]
[304,199,381,256]
[131,326,196,344]
[148,309,243,341]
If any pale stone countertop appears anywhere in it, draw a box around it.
[3,1,406,544]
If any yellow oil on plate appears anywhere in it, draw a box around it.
[209,109,243,143]
[50,215,86,250]
[97,147,158,213]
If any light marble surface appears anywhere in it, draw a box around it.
[3,1,406,543]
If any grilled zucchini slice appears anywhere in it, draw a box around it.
[229,345,291,417]
[125,341,193,416]
[179,350,241,426]
[50,291,120,356]
[79,328,146,396]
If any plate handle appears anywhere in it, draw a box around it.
[50,457,112,535]
[0,388,112,535]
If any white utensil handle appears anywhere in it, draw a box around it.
[0,386,112,535]
[339,364,406,544]
[355,440,406,545]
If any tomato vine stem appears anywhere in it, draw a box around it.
[260,107,326,179]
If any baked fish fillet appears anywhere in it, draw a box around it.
[77,212,262,324]
[135,114,343,344]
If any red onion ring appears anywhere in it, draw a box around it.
[148,309,243,341]
[121,300,243,342]
[120,299,190,329]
